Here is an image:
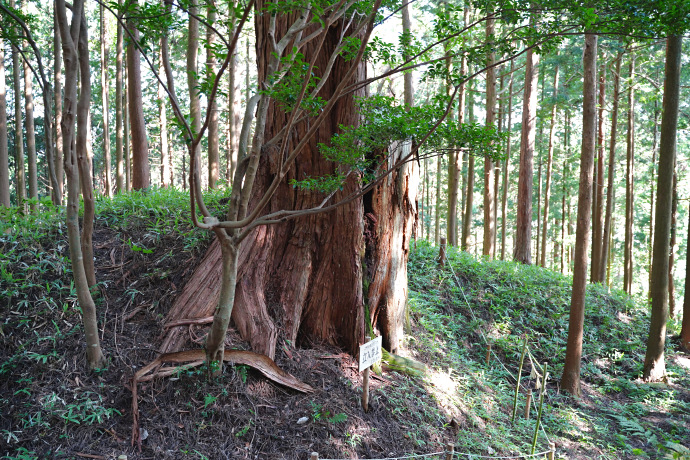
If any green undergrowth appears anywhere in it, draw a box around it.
[404,241,690,459]
[0,187,230,459]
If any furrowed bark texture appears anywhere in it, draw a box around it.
[643,35,682,381]
[561,33,597,397]
[514,47,539,264]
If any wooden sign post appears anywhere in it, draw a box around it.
[359,335,382,412]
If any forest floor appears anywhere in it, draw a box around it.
[1,189,689,460]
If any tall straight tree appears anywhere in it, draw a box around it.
[0,36,8,207]
[54,7,64,202]
[643,35,682,381]
[100,2,112,197]
[561,32,597,397]
[10,0,25,210]
[22,0,37,211]
[514,43,539,264]
[158,43,170,187]
[206,0,219,189]
[590,61,605,280]
[681,207,690,350]
[540,57,559,267]
[115,0,125,193]
[483,13,496,258]
[623,52,635,294]
[500,58,514,260]
[126,0,149,190]
[461,77,475,251]
[598,53,622,283]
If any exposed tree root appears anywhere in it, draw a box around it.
[130,348,314,449]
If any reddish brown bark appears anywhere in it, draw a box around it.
[514,47,539,264]
[561,33,597,397]
[591,63,605,281]
[127,1,150,190]
[644,35,682,381]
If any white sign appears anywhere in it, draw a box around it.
[359,336,382,371]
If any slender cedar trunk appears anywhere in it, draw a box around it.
[206,0,219,189]
[127,2,149,190]
[226,15,238,184]
[77,6,96,288]
[22,3,37,211]
[681,206,690,350]
[535,74,544,263]
[482,14,496,258]
[649,80,659,296]
[0,37,8,207]
[501,59,514,260]
[56,0,105,370]
[461,78,475,251]
[599,54,622,283]
[540,61,559,267]
[435,151,441,244]
[561,155,566,274]
[446,47,459,246]
[11,1,26,211]
[188,0,201,197]
[514,46,539,264]
[669,167,677,317]
[124,65,130,192]
[100,3,112,197]
[422,157,427,240]
[536,159,541,262]
[623,53,635,294]
[54,8,64,202]
[493,70,501,254]
[561,33,597,397]
[115,0,124,193]
[644,36,682,381]
[159,43,169,187]
[591,62,605,281]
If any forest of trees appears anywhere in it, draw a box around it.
[1,0,689,398]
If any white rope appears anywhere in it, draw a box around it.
[453,449,553,459]
[444,257,552,445]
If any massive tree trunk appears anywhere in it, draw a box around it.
[644,35,682,381]
[514,46,539,264]
[561,33,597,397]
[179,3,411,361]
[540,59,559,267]
[126,1,149,190]
[623,53,635,294]
[598,53,622,283]
[100,3,112,197]
[0,36,8,208]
